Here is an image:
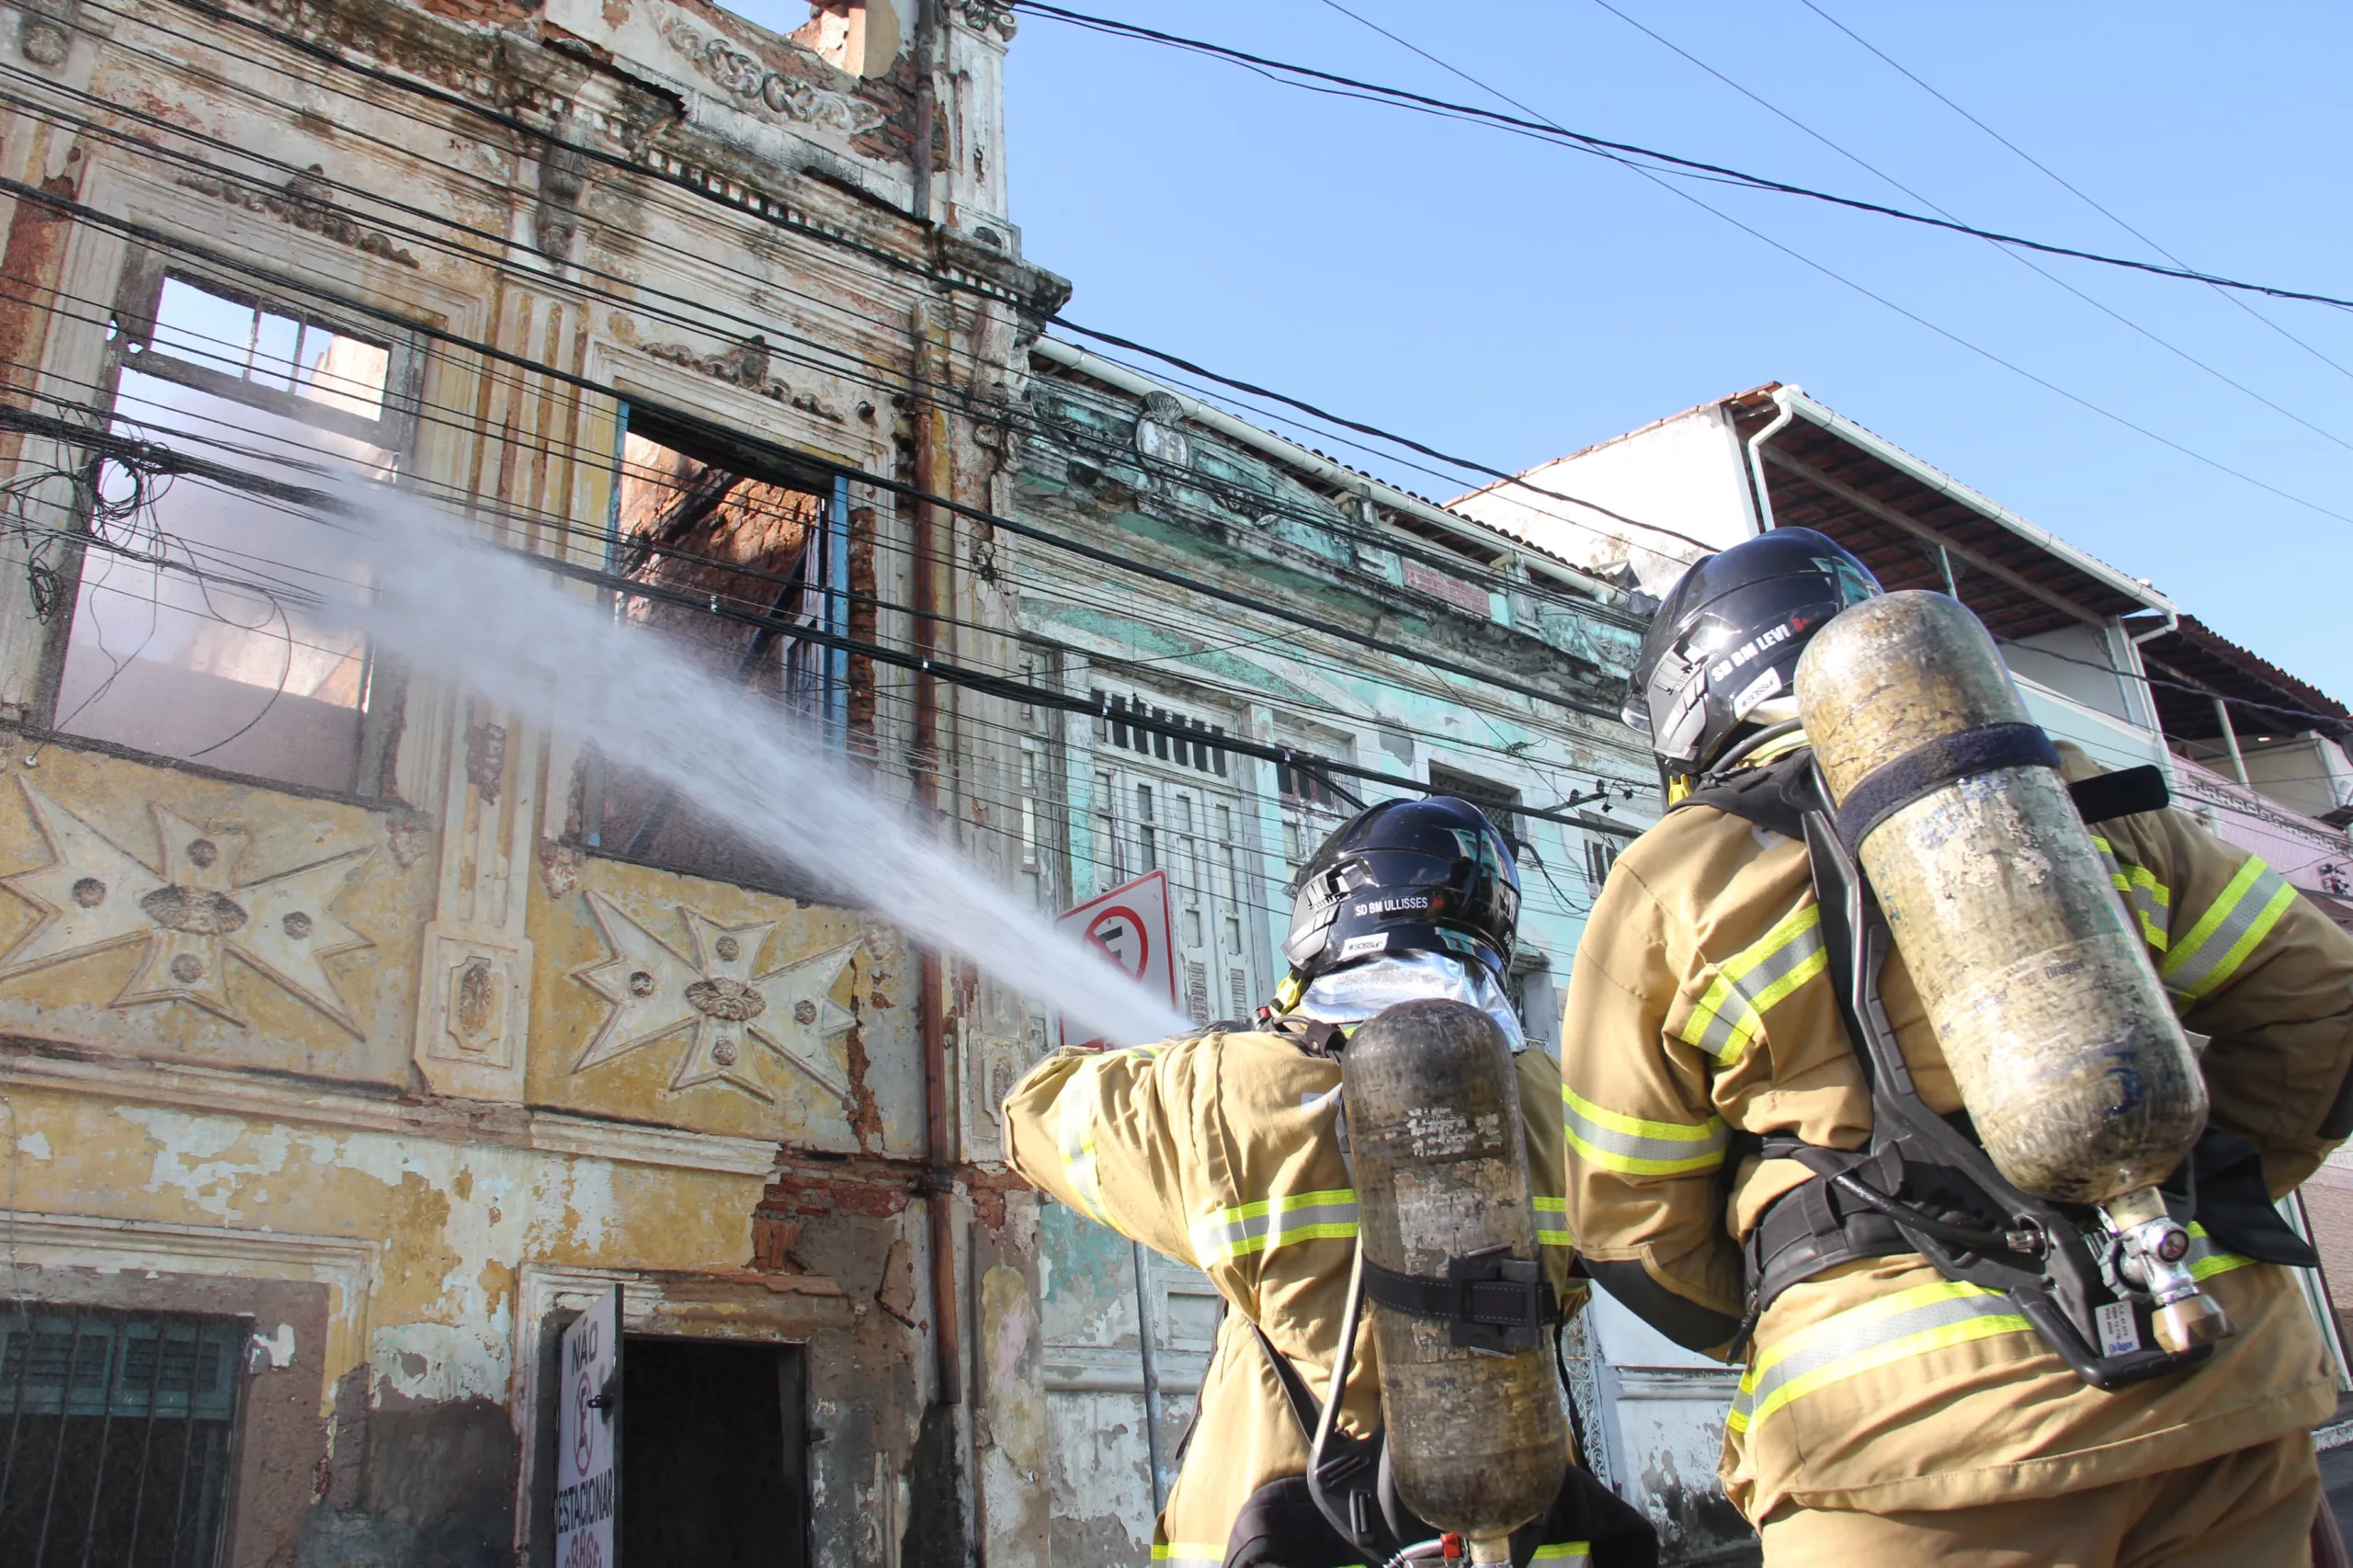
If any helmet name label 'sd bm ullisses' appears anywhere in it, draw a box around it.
[1282,795,1521,988]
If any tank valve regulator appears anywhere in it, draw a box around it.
[2103,1187,2236,1354]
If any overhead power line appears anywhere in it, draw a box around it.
[1789,0,2353,387]
[1300,0,2353,528]
[1013,0,2353,313]
[44,0,1720,588]
[1568,0,2353,457]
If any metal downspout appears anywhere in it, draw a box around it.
[911,297,962,1407]
[1131,1241,1168,1512]
[2213,698,2252,787]
[1744,384,1801,536]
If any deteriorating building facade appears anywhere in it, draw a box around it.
[1004,340,1658,1562]
[0,0,1075,1562]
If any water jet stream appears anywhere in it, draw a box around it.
[342,489,1190,1048]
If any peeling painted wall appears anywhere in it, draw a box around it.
[0,0,1061,1559]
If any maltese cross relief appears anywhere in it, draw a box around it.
[572,891,858,1105]
[0,780,373,1033]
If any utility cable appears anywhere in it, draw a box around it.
[76,0,1728,567]
[1303,2,2353,529]
[1014,0,2353,312]
[1790,0,2353,387]
[1573,0,2353,456]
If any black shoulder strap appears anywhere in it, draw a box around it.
[1671,748,1819,839]
[1678,747,2166,841]
[1249,1320,1324,1437]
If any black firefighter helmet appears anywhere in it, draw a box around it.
[1281,796,1520,987]
[1626,528,1881,789]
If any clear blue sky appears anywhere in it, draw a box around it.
[988,2,2353,710]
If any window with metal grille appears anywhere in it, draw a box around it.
[1093,690,1228,777]
[0,1305,249,1567]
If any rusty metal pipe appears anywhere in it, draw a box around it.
[910,296,961,1404]
[921,948,961,1404]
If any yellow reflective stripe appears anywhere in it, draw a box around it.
[1533,1547,1592,1562]
[1189,1189,1358,1265]
[2162,857,2297,1005]
[1150,1546,1224,1566]
[1056,1060,1112,1226]
[2090,834,2172,952]
[1534,1194,1572,1247]
[1727,1280,2032,1436]
[1678,903,1827,1063]
[2186,1221,2256,1282]
[1563,1085,1728,1176]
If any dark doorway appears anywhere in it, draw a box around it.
[620,1336,807,1568]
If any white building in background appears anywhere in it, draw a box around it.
[1452,381,2353,1554]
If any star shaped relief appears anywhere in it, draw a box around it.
[572,892,858,1104]
[0,781,373,1033]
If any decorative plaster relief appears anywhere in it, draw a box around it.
[573,892,857,1105]
[173,166,421,268]
[0,780,373,1033]
[424,936,529,1069]
[643,334,847,424]
[954,0,1018,40]
[657,17,887,136]
[17,0,75,66]
[1133,391,1191,469]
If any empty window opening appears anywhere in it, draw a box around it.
[620,1336,807,1568]
[580,410,842,889]
[59,271,402,791]
[0,1305,248,1568]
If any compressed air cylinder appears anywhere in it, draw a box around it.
[1342,999,1566,1545]
[1794,590,2205,1204]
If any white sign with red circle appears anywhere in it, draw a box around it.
[1057,870,1176,1046]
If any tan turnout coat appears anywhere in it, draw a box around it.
[1561,741,2353,1524]
[1003,1027,1584,1566]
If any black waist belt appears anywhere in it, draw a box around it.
[1745,1150,1916,1314]
[1361,1250,1557,1354]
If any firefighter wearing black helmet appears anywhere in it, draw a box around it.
[1562,528,2353,1562]
[1003,797,1656,1568]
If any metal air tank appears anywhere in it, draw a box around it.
[1795,589,2228,1351]
[1342,999,1566,1560]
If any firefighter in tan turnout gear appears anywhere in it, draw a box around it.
[1004,797,1655,1567]
[1563,527,2353,1563]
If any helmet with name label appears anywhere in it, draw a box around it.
[1625,528,1881,784]
[1281,796,1519,985]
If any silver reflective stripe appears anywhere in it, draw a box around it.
[1189,1190,1359,1266]
[2186,1222,2256,1282]
[2162,857,2297,1006]
[1728,1281,2031,1436]
[1534,1196,1571,1247]
[2089,834,2171,951]
[1679,904,1828,1063]
[1056,1061,1110,1225]
[1562,1086,1728,1177]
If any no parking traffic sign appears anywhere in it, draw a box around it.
[1057,869,1177,1047]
